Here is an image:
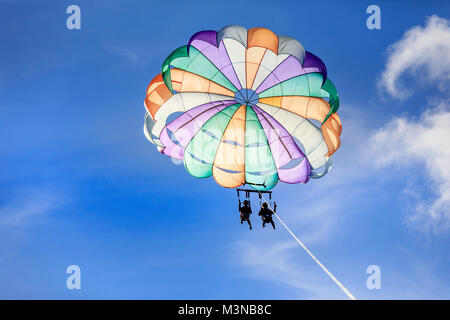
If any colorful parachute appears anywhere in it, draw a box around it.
[143,25,342,191]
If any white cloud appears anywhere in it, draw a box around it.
[369,99,450,233]
[379,15,450,99]
[235,239,347,299]
[0,187,65,228]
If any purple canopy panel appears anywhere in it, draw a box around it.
[187,32,242,91]
[189,39,211,52]
[278,158,311,184]
[159,128,184,159]
[187,30,218,53]
[160,100,236,159]
[252,106,310,183]
[303,51,327,83]
[255,56,304,93]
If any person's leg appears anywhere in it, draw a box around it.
[246,218,252,230]
[271,220,275,230]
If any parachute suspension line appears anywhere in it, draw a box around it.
[259,193,357,301]
[258,190,262,207]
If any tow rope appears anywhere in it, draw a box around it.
[260,193,357,300]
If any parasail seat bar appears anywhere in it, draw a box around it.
[236,187,272,200]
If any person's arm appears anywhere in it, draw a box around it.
[273,202,277,213]
[239,201,242,212]
[258,209,262,216]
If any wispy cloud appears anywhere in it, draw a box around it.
[0,187,66,228]
[235,240,347,299]
[102,41,170,72]
[105,44,143,67]
[379,15,450,100]
[369,99,450,234]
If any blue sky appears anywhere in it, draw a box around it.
[1,0,450,299]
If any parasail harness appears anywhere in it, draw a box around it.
[236,186,274,209]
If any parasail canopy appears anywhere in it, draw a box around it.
[143,25,342,191]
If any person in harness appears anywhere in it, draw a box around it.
[259,202,276,230]
[239,200,253,230]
